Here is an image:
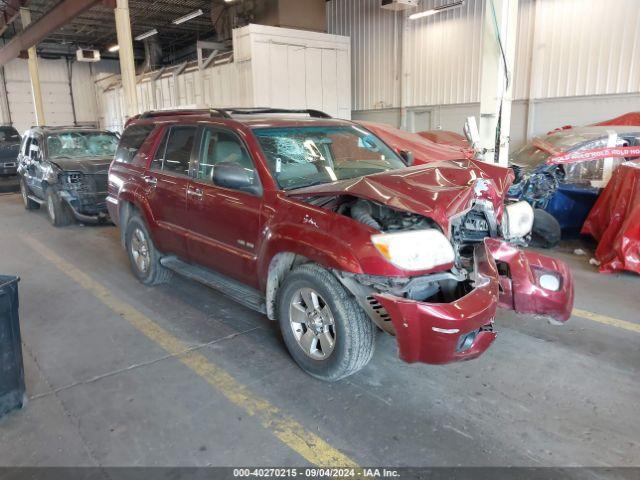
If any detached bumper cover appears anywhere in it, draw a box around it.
[374,238,574,365]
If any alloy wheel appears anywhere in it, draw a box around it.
[20,181,27,206]
[131,228,150,274]
[289,287,336,360]
[47,194,55,222]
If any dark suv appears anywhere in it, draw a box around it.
[18,126,119,226]
[108,108,573,381]
[0,126,21,177]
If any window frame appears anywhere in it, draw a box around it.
[150,124,198,178]
[192,125,263,196]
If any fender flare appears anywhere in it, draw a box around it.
[117,186,156,247]
[258,225,364,320]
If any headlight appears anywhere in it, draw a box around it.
[502,201,534,239]
[371,229,455,271]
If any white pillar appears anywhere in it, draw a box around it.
[114,0,138,118]
[478,0,518,166]
[20,7,46,126]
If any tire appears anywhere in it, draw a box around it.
[530,208,561,249]
[124,214,172,285]
[276,264,376,381]
[45,188,73,227]
[20,178,39,210]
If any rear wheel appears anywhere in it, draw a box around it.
[45,188,73,227]
[20,178,38,210]
[531,209,561,248]
[277,264,376,381]
[125,214,172,285]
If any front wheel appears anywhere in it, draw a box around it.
[124,214,172,285]
[277,264,376,381]
[46,188,73,227]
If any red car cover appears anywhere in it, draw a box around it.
[356,121,471,163]
[581,162,640,274]
[418,130,470,149]
[593,112,640,127]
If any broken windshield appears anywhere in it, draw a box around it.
[253,125,405,190]
[46,131,118,159]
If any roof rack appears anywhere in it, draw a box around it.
[222,108,332,119]
[136,109,231,120]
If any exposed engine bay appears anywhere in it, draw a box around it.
[300,195,506,323]
[339,198,437,232]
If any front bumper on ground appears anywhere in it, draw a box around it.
[59,191,110,224]
[374,238,574,365]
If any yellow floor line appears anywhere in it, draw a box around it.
[23,236,357,468]
[572,308,640,333]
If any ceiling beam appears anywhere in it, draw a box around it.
[0,0,116,66]
[0,0,27,36]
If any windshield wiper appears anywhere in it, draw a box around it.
[287,179,340,191]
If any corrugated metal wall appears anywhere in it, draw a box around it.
[327,0,401,110]
[328,0,640,110]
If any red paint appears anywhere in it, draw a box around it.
[375,238,573,364]
[287,160,514,235]
[109,110,574,367]
[582,163,640,275]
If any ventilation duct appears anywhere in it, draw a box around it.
[137,36,162,75]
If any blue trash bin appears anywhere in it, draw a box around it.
[0,275,25,417]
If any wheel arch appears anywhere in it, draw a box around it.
[117,190,155,249]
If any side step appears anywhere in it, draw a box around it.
[28,195,44,205]
[160,256,267,314]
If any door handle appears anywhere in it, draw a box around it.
[143,175,157,187]
[187,187,203,198]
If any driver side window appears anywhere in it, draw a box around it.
[196,128,257,187]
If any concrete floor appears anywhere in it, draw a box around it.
[0,190,639,468]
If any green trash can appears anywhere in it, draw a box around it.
[0,275,25,417]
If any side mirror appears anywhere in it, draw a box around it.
[213,162,261,194]
[399,149,414,166]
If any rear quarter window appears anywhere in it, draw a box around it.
[115,124,155,164]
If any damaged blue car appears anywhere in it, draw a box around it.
[508,126,640,246]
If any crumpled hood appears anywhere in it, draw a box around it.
[50,156,112,175]
[287,159,515,232]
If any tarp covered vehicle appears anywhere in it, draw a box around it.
[509,126,640,236]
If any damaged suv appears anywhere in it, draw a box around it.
[18,126,118,226]
[108,109,574,381]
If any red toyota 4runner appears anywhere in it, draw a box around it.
[108,108,574,381]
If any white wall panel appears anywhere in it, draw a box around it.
[95,25,351,130]
[329,0,640,110]
[328,0,400,110]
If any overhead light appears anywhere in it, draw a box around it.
[409,0,464,20]
[172,9,203,25]
[107,44,119,52]
[134,29,158,41]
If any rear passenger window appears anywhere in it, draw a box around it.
[160,126,196,176]
[115,124,154,163]
[150,130,168,171]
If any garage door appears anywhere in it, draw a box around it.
[4,59,75,134]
